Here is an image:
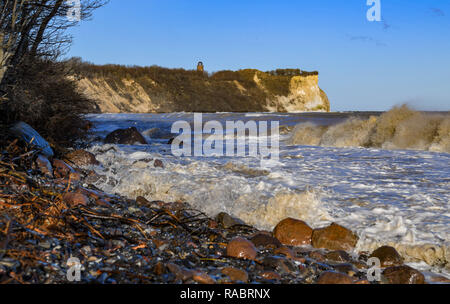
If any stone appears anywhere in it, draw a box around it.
[52,159,75,178]
[64,150,99,167]
[136,196,150,206]
[63,192,89,206]
[250,233,282,249]
[309,250,326,262]
[166,263,194,281]
[260,271,281,281]
[273,246,295,259]
[325,250,351,262]
[316,271,354,284]
[312,223,358,251]
[429,275,450,283]
[226,237,257,260]
[216,212,245,229]
[35,155,53,178]
[262,256,297,274]
[369,246,404,267]
[332,263,357,276]
[222,267,249,282]
[153,159,164,168]
[10,122,54,158]
[383,265,425,284]
[273,218,313,246]
[192,271,216,284]
[104,127,147,145]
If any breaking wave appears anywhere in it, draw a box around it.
[289,105,450,153]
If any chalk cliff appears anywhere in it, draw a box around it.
[74,65,330,113]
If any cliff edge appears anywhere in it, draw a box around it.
[72,63,330,113]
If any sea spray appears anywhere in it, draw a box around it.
[289,105,450,153]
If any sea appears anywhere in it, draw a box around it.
[84,110,450,278]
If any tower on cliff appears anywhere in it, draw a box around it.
[197,61,204,72]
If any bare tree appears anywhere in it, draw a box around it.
[0,0,107,87]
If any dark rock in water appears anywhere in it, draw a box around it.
[9,122,54,158]
[383,265,425,284]
[104,127,147,145]
[369,246,403,267]
[273,218,313,246]
[316,271,354,284]
[312,223,358,251]
[64,150,99,167]
[216,212,245,229]
[250,233,282,249]
[154,159,164,168]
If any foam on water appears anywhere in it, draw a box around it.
[86,111,450,277]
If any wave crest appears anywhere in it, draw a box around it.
[289,105,450,153]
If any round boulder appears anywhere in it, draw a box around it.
[65,150,99,167]
[273,218,313,246]
[369,246,404,267]
[226,237,257,260]
[383,265,425,284]
[312,223,358,251]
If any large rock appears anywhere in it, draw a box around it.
[64,150,99,167]
[273,218,313,246]
[383,265,425,284]
[312,223,358,251]
[104,127,147,145]
[9,122,54,158]
[369,246,404,267]
[226,237,257,260]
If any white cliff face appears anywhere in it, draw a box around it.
[78,77,158,113]
[77,70,330,113]
[265,75,330,112]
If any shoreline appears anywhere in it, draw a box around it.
[1,138,448,284]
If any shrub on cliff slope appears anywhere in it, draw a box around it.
[1,58,99,147]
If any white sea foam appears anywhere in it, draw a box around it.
[86,112,450,276]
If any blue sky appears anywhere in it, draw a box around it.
[67,0,450,111]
